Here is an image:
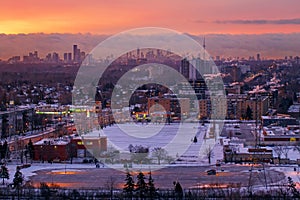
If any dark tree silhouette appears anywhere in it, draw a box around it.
[152,147,168,165]
[1,141,8,160]
[0,165,9,185]
[136,171,147,198]
[13,166,24,199]
[174,181,183,199]
[0,143,3,160]
[123,171,135,197]
[288,177,300,198]
[1,114,9,139]
[27,139,34,160]
[148,171,156,198]
[13,166,24,188]
[246,105,253,120]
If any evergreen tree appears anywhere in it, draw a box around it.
[13,167,24,188]
[288,176,300,198]
[2,141,8,160]
[1,114,8,139]
[0,165,9,185]
[27,139,34,160]
[0,143,3,160]
[174,181,183,199]
[147,171,156,198]
[40,182,51,199]
[136,171,147,198]
[123,171,135,197]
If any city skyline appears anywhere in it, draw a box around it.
[2,1,300,60]
[2,32,300,60]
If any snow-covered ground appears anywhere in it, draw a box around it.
[272,166,300,181]
[4,123,300,187]
[4,163,96,185]
[87,123,223,165]
[1,123,225,184]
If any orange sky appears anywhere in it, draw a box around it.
[1,0,300,35]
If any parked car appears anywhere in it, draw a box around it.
[207,169,216,175]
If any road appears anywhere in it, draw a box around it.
[30,164,284,189]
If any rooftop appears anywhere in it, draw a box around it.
[34,138,69,146]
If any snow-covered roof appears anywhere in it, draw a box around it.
[34,138,69,146]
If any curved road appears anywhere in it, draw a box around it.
[30,164,284,189]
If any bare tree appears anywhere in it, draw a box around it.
[165,155,175,164]
[152,147,168,165]
[101,146,120,164]
[105,176,117,200]
[282,145,290,160]
[273,145,284,163]
[293,142,300,153]
[205,145,214,164]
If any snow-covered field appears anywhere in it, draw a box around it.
[2,123,225,184]
[88,123,223,164]
[3,123,299,187]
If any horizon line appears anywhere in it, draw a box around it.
[1,31,300,36]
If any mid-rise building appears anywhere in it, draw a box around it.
[148,95,190,120]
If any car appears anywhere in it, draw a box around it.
[207,169,216,175]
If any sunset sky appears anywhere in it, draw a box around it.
[1,0,300,35]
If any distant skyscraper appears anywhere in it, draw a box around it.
[257,53,261,61]
[73,45,78,62]
[52,52,59,63]
[137,48,140,59]
[64,52,72,63]
[63,53,68,62]
[33,51,38,58]
[68,53,72,62]
[180,58,190,80]
[202,37,207,74]
[189,58,200,80]
[201,36,212,74]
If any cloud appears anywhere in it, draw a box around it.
[214,18,300,25]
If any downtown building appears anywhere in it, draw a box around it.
[147,94,190,121]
